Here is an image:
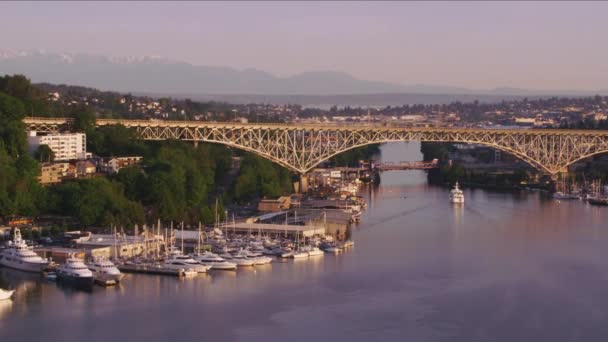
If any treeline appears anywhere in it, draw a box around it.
[0,76,46,218]
[421,142,531,188]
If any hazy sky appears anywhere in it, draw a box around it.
[2,1,608,91]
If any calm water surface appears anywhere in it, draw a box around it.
[2,142,608,342]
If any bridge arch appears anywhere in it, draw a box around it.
[302,139,553,174]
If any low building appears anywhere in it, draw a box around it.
[75,160,96,176]
[99,156,143,174]
[77,233,164,259]
[257,196,291,212]
[34,246,110,263]
[38,162,69,184]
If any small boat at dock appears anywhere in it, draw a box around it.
[87,257,124,286]
[589,197,608,206]
[56,256,94,289]
[0,228,50,273]
[307,247,324,257]
[0,288,14,301]
[192,252,237,270]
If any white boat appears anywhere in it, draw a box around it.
[87,257,124,285]
[323,246,341,254]
[280,250,294,258]
[192,252,237,270]
[291,250,309,259]
[242,249,272,265]
[0,228,50,273]
[449,182,465,204]
[252,255,273,265]
[164,255,210,273]
[0,288,14,301]
[307,247,324,257]
[57,256,94,288]
[222,253,255,267]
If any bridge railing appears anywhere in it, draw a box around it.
[22,117,608,136]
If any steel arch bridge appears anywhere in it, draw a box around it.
[23,117,608,175]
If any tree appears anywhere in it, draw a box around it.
[71,106,96,133]
[34,145,55,163]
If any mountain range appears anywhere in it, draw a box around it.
[0,50,606,103]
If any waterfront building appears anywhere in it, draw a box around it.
[77,233,164,259]
[28,131,91,161]
[257,196,291,212]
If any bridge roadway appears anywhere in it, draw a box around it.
[23,117,608,175]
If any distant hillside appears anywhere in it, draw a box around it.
[1,50,605,104]
[0,51,410,95]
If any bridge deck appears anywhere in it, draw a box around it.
[22,117,608,136]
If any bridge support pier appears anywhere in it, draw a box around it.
[293,173,309,194]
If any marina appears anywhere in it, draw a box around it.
[0,142,607,342]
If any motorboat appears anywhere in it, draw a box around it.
[553,191,571,200]
[164,255,210,273]
[0,228,50,273]
[222,253,255,267]
[192,252,237,270]
[307,247,324,257]
[87,257,124,285]
[0,288,14,301]
[280,250,294,258]
[320,243,341,254]
[449,182,465,204]
[56,256,94,289]
[252,255,273,265]
[241,249,272,265]
[291,250,309,259]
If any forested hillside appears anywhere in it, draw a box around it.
[0,75,294,228]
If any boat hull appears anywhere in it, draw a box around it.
[210,263,237,270]
[93,272,125,286]
[57,273,94,289]
[0,257,49,273]
[0,290,14,301]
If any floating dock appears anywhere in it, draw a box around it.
[117,264,189,277]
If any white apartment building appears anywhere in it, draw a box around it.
[28,131,91,161]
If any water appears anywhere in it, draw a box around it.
[2,142,608,342]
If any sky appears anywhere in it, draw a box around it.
[1,1,608,91]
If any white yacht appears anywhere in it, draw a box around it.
[450,182,465,204]
[193,252,237,270]
[87,257,124,285]
[57,256,94,288]
[0,288,14,301]
[164,255,210,273]
[0,228,50,273]
[222,253,255,267]
[242,250,272,265]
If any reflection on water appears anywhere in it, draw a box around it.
[0,300,12,321]
[1,142,608,342]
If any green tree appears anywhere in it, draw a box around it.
[71,106,96,133]
[34,145,55,163]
